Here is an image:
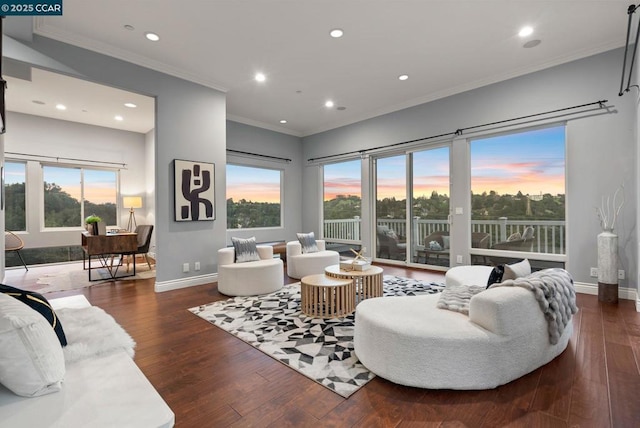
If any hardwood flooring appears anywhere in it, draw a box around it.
[5,263,640,427]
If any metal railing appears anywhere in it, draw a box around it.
[324,216,566,254]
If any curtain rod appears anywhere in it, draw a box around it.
[307,99,609,163]
[5,152,127,168]
[619,4,639,96]
[227,149,291,163]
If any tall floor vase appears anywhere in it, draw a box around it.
[597,230,618,303]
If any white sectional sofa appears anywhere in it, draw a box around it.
[354,268,576,390]
[0,295,174,428]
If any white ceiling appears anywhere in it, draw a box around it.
[5,1,634,137]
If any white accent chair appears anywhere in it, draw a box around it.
[286,240,340,279]
[217,245,284,296]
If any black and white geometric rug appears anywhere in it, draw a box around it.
[189,275,444,398]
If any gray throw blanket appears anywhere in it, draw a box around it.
[490,268,578,344]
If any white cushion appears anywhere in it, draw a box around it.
[502,259,531,281]
[0,293,65,397]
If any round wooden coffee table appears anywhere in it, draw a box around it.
[300,274,355,318]
[324,264,384,303]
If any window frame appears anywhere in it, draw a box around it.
[226,163,284,230]
[41,163,121,229]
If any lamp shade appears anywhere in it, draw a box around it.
[123,196,143,209]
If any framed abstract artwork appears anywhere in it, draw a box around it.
[174,159,215,221]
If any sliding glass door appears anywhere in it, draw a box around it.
[411,147,450,266]
[374,146,450,267]
[375,155,407,262]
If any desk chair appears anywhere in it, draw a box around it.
[122,225,154,272]
[5,231,28,271]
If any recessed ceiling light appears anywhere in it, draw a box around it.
[279,119,287,124]
[255,73,266,82]
[518,26,533,37]
[124,102,137,108]
[55,104,66,111]
[330,28,344,38]
[145,32,160,42]
[523,39,542,49]
[114,115,124,121]
[124,24,135,31]
[398,74,409,81]
[325,100,334,108]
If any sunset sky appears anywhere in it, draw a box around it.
[43,166,117,204]
[227,164,281,203]
[324,126,565,200]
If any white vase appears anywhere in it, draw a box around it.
[597,230,618,303]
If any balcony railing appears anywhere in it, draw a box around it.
[324,216,566,255]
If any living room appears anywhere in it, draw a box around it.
[0,2,639,427]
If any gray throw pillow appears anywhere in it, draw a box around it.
[297,232,319,253]
[231,237,261,263]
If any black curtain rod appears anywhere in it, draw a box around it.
[227,149,291,163]
[307,99,609,163]
[619,4,639,96]
[5,152,127,168]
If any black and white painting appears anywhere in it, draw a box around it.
[174,159,215,221]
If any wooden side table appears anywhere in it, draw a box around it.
[300,274,355,318]
[324,264,384,303]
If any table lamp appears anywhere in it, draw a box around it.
[123,196,143,232]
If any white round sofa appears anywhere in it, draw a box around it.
[354,266,574,390]
[285,240,340,279]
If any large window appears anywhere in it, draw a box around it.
[323,159,362,242]
[4,161,26,231]
[226,164,282,229]
[43,165,118,227]
[470,125,566,266]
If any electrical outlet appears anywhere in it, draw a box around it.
[195,261,201,271]
[618,269,625,280]
[456,255,463,264]
[182,262,190,273]
[590,267,598,278]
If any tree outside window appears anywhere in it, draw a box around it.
[226,164,282,229]
[43,165,117,227]
[4,161,26,231]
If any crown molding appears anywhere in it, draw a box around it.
[33,18,228,93]
[227,115,303,138]
[302,40,625,137]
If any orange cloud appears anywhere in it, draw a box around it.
[227,183,281,203]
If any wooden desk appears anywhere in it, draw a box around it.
[81,232,137,281]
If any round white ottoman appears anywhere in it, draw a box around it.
[445,265,493,287]
[218,258,283,296]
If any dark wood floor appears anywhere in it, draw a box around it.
[5,263,640,427]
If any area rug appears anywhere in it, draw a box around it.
[34,263,156,294]
[189,275,444,398]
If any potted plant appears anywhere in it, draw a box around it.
[85,215,102,235]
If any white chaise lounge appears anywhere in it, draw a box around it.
[0,294,174,428]
[354,268,576,390]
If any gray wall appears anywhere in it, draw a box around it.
[226,121,303,244]
[302,48,637,290]
[19,35,227,287]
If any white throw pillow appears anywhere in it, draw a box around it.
[502,259,531,281]
[0,293,65,397]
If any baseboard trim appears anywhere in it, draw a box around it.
[155,273,218,293]
[574,281,637,301]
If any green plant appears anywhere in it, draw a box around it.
[85,214,102,224]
